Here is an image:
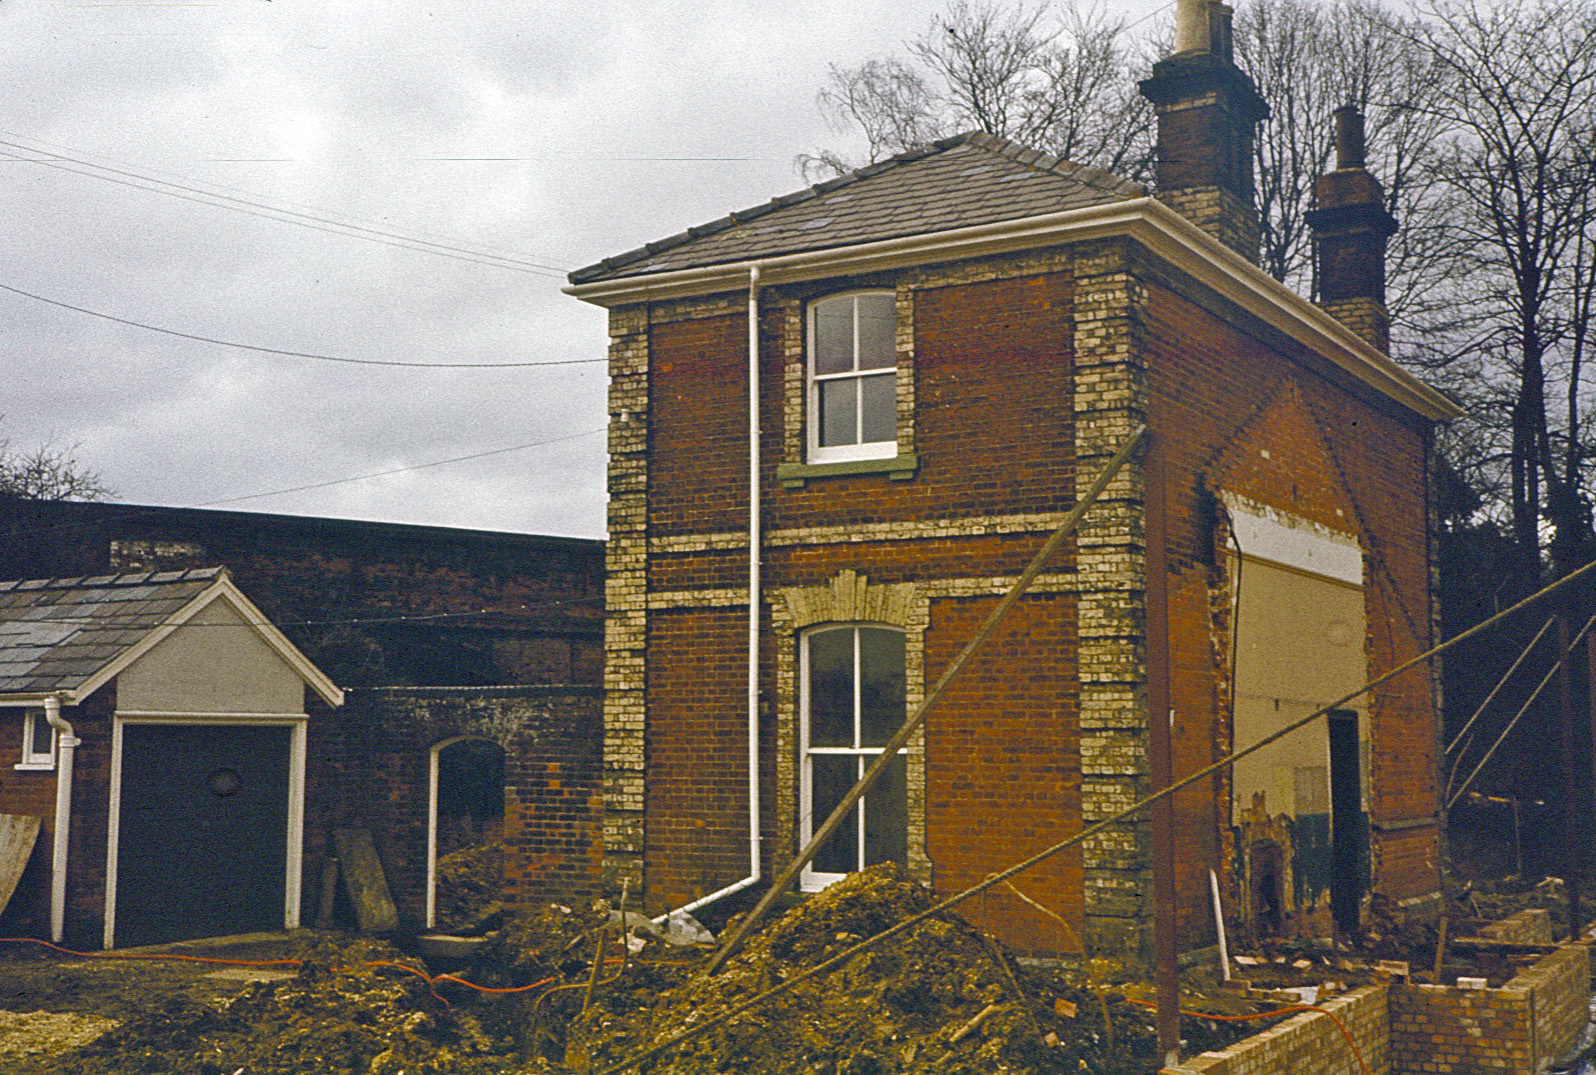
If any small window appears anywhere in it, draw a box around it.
[808,293,898,463]
[799,624,907,890]
[18,709,56,770]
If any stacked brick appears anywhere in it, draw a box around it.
[1162,985,1391,1075]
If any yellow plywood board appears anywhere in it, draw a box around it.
[332,827,398,934]
[0,815,41,918]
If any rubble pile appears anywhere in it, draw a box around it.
[45,938,515,1075]
[557,864,1269,1075]
[434,840,508,934]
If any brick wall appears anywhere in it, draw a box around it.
[609,230,1441,960]
[1470,908,1554,945]
[0,500,604,689]
[1162,984,1391,1075]
[1388,943,1590,1075]
[319,686,604,926]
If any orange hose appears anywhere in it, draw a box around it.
[0,936,558,1004]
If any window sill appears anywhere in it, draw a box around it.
[778,453,918,488]
[13,761,55,772]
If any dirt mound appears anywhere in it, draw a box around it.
[435,841,507,934]
[566,864,1263,1075]
[54,937,513,1075]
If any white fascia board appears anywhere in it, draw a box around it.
[565,196,1461,424]
[1223,494,1363,587]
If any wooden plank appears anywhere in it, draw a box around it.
[331,828,398,933]
[0,815,41,918]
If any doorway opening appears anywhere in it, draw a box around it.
[426,737,506,932]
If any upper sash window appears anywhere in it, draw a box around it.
[808,293,898,462]
[17,708,56,770]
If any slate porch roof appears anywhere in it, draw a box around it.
[0,568,224,696]
[568,131,1145,285]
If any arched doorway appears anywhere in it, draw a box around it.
[426,737,506,931]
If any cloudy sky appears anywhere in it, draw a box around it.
[0,0,1170,540]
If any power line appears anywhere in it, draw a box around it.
[0,280,606,369]
[195,426,607,507]
[0,132,572,277]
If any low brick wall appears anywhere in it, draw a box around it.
[1470,908,1555,945]
[1386,942,1588,1075]
[1161,985,1391,1075]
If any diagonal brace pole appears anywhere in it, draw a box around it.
[702,423,1150,976]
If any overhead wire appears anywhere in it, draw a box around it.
[189,426,606,507]
[0,133,573,277]
[0,281,605,369]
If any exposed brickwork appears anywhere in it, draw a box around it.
[603,215,1442,960]
[322,687,603,926]
[1162,984,1390,1075]
[1388,943,1589,1075]
[1470,908,1554,945]
[0,500,604,689]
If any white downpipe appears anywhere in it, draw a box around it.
[652,263,766,924]
[44,695,77,944]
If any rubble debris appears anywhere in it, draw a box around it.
[560,863,1273,1075]
[433,840,506,935]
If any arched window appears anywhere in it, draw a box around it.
[799,624,907,889]
[807,292,897,462]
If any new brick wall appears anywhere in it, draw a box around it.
[1388,943,1590,1075]
[1163,984,1391,1075]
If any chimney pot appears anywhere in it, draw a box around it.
[1175,0,1210,53]
[1333,105,1367,170]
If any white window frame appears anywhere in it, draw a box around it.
[806,292,899,464]
[798,623,908,891]
[16,708,56,771]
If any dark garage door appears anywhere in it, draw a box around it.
[116,723,291,948]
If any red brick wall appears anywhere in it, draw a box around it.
[643,607,755,910]
[0,709,61,937]
[924,594,1084,956]
[1142,279,1440,925]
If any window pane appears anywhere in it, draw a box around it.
[858,628,905,747]
[811,754,860,874]
[856,294,896,370]
[807,628,854,747]
[814,299,854,375]
[864,752,907,867]
[859,373,896,446]
[818,379,858,447]
[28,712,52,758]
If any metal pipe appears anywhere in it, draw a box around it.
[43,695,77,944]
[650,263,765,927]
[1209,869,1231,981]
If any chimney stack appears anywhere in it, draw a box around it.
[1306,105,1398,352]
[1139,0,1269,262]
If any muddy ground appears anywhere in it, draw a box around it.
[0,866,1290,1075]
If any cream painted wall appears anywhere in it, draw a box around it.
[116,597,305,714]
[1232,556,1367,821]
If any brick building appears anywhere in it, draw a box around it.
[0,500,604,688]
[567,0,1458,959]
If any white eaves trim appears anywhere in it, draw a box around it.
[48,572,344,709]
[564,196,1461,424]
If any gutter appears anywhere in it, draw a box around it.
[43,694,77,944]
[652,262,766,925]
[565,197,1460,424]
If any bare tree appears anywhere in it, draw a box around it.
[803,0,1155,181]
[1407,0,1596,588]
[0,421,112,502]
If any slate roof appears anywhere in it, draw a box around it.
[0,568,223,696]
[569,132,1145,285]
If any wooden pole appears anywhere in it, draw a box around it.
[1146,436,1181,1068]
